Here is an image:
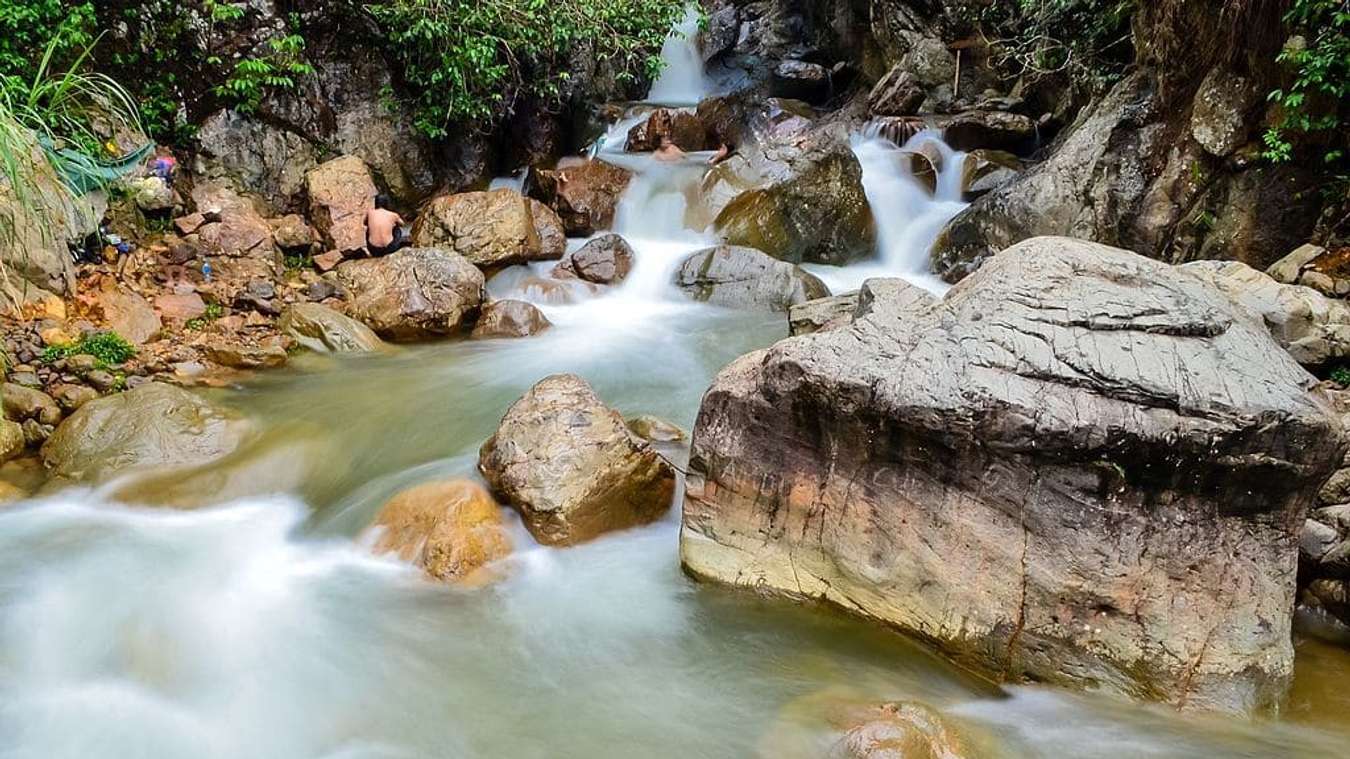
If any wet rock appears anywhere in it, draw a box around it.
[788,291,858,335]
[1180,260,1350,367]
[528,199,568,261]
[42,383,251,484]
[97,288,162,345]
[625,415,685,443]
[528,160,633,236]
[306,155,377,254]
[868,66,924,118]
[411,189,558,267]
[674,245,829,312]
[682,237,1345,715]
[2,383,61,426]
[470,300,552,339]
[552,234,635,285]
[479,374,675,546]
[842,702,969,759]
[771,60,831,104]
[626,108,709,152]
[368,479,511,584]
[279,303,387,353]
[335,247,485,340]
[707,132,875,265]
[1190,67,1259,157]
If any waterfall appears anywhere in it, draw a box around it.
[645,7,710,107]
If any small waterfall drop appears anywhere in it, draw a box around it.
[646,7,710,107]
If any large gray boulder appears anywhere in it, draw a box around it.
[479,374,675,546]
[42,383,251,485]
[681,237,1345,715]
[410,189,562,267]
[335,247,484,340]
[674,245,829,312]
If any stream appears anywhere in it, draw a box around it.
[1,11,1349,759]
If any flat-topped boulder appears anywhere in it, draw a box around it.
[410,189,562,267]
[681,236,1345,715]
[674,245,829,312]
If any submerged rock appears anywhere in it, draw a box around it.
[674,245,829,311]
[842,702,969,759]
[411,189,559,267]
[681,237,1345,715]
[368,479,511,584]
[279,302,388,354]
[335,247,484,340]
[552,234,635,285]
[479,374,675,546]
[470,300,551,339]
[42,383,251,485]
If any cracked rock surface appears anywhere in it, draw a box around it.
[680,236,1346,715]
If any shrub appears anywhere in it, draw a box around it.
[360,0,686,139]
[1262,0,1349,168]
[0,1,96,97]
[41,331,136,366]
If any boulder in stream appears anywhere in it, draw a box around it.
[410,189,559,267]
[552,234,635,285]
[528,160,633,236]
[705,133,875,266]
[42,383,252,485]
[479,374,675,546]
[368,479,511,585]
[279,302,389,354]
[470,300,552,339]
[841,702,970,759]
[626,108,710,152]
[681,237,1346,715]
[335,247,484,340]
[674,245,829,312]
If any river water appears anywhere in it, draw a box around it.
[1,14,1349,759]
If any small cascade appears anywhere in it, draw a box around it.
[645,6,711,107]
[807,127,969,294]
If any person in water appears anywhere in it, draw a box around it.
[653,135,685,162]
[365,194,407,256]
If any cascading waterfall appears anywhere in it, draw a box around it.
[645,7,709,107]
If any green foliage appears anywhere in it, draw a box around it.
[0,1,96,96]
[1332,365,1350,387]
[1262,0,1349,167]
[215,33,315,114]
[185,301,225,330]
[962,0,1137,94]
[41,331,137,367]
[360,0,686,139]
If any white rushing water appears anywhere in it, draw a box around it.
[645,6,709,107]
[4,12,1350,759]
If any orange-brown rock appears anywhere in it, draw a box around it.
[529,160,632,236]
[369,479,511,584]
